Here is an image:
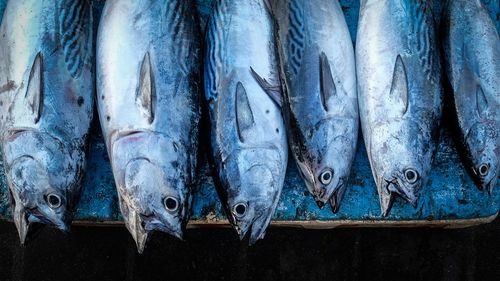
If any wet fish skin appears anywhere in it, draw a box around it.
[204,0,288,244]
[97,0,201,253]
[442,0,499,194]
[356,0,443,216]
[271,0,358,211]
[0,0,94,243]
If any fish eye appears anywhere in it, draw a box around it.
[404,169,419,184]
[164,197,179,212]
[478,164,489,176]
[46,193,62,209]
[319,169,333,185]
[232,202,248,218]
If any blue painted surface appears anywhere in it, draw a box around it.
[0,0,498,224]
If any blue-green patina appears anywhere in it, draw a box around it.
[0,0,498,224]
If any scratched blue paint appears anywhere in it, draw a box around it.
[0,0,498,224]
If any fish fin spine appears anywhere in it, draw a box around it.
[250,67,282,108]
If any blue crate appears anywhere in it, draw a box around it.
[0,0,498,228]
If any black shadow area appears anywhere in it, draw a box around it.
[0,218,499,281]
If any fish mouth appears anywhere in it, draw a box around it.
[235,208,275,246]
[379,179,418,217]
[13,207,69,245]
[125,210,183,254]
[329,178,347,213]
[482,175,497,195]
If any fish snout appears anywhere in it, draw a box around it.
[329,178,347,213]
[245,208,275,245]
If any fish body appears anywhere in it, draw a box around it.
[97,0,201,253]
[272,0,358,211]
[442,0,499,194]
[356,0,442,215]
[204,0,287,243]
[0,0,94,243]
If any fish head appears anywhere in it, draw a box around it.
[111,131,189,253]
[370,120,430,216]
[465,120,498,194]
[3,130,82,243]
[221,148,283,245]
[298,118,357,210]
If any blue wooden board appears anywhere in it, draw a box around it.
[0,0,499,227]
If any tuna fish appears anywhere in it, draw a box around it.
[271,0,358,212]
[356,0,443,216]
[442,0,499,194]
[0,0,94,243]
[204,0,288,243]
[97,0,201,253]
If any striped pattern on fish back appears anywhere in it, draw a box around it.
[286,0,305,77]
[405,0,435,80]
[164,0,193,75]
[59,0,92,79]
[205,0,228,103]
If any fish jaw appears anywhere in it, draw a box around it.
[119,203,184,254]
[329,178,348,213]
[235,204,275,246]
[485,176,497,195]
[13,203,70,244]
[221,161,283,245]
[378,178,419,217]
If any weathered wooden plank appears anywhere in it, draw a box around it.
[0,0,498,228]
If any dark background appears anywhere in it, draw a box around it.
[0,217,499,281]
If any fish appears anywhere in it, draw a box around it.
[270,0,358,212]
[204,0,288,244]
[356,0,443,216]
[0,0,94,243]
[97,0,201,253]
[441,0,499,194]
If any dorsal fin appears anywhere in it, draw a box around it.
[137,52,156,124]
[319,52,337,111]
[250,67,282,108]
[59,0,93,78]
[235,82,255,142]
[389,55,409,116]
[25,53,44,124]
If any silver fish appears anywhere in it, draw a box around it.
[442,0,499,194]
[204,0,288,243]
[97,0,201,253]
[0,0,94,243]
[356,0,443,216]
[271,0,358,212]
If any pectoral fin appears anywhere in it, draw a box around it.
[319,52,337,111]
[236,82,255,142]
[389,55,409,117]
[137,52,156,124]
[25,53,44,124]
